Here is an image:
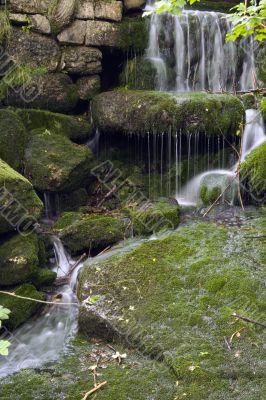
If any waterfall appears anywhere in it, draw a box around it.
[146,10,259,92]
[177,109,266,206]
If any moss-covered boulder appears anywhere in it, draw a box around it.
[0,159,43,234]
[199,172,238,206]
[0,283,44,330]
[54,212,125,254]
[78,216,266,398]
[15,108,93,143]
[92,90,244,135]
[240,141,266,204]
[0,109,27,171]
[127,199,180,236]
[0,234,43,287]
[31,268,57,289]
[25,130,94,192]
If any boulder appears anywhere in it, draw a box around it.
[57,20,86,44]
[127,199,180,236]
[85,20,120,47]
[92,90,244,135]
[240,141,266,204]
[78,219,266,397]
[0,109,27,171]
[7,28,60,72]
[94,1,123,22]
[0,234,42,287]
[9,0,50,14]
[53,212,125,254]
[75,0,94,19]
[124,0,145,10]
[0,284,44,330]
[0,159,43,235]
[77,75,101,100]
[199,172,238,206]
[30,14,51,34]
[48,0,77,33]
[6,74,79,113]
[24,131,94,192]
[61,46,102,76]
[15,108,93,143]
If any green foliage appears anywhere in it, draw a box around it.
[0,306,11,356]
[0,10,11,44]
[227,0,266,42]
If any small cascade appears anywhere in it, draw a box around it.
[0,238,80,378]
[177,109,266,206]
[146,10,259,92]
[43,192,59,223]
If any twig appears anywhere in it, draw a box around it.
[68,253,87,276]
[224,336,231,351]
[0,291,77,306]
[96,246,111,257]
[97,186,118,208]
[232,313,266,329]
[203,182,232,217]
[229,327,245,345]
[81,381,107,400]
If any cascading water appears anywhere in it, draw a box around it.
[146,10,259,92]
[177,109,266,206]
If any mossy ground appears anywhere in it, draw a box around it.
[78,211,266,398]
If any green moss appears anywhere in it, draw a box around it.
[200,185,221,205]
[120,57,157,90]
[0,10,11,44]
[58,188,88,212]
[0,109,27,171]
[239,93,257,110]
[118,18,148,53]
[54,212,125,255]
[14,109,93,143]
[259,97,266,122]
[189,0,239,13]
[0,234,41,287]
[128,199,180,235]
[25,130,94,192]
[78,215,266,398]
[0,159,43,234]
[256,44,266,86]
[240,141,266,202]
[31,268,57,288]
[0,283,44,330]
[92,90,244,136]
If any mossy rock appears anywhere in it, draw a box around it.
[127,199,180,236]
[92,90,244,135]
[78,216,266,398]
[256,44,266,86]
[240,141,266,204]
[239,93,257,110]
[14,108,93,143]
[58,188,88,212]
[260,97,266,122]
[118,17,148,53]
[53,212,125,255]
[24,130,94,192]
[120,57,157,90]
[0,159,43,234]
[31,268,57,289]
[0,109,27,171]
[199,173,238,206]
[0,283,44,330]
[0,233,42,287]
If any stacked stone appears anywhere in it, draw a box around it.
[5,0,145,112]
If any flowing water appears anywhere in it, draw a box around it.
[0,237,145,378]
[146,9,259,92]
[177,109,266,205]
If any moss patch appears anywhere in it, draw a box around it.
[0,109,27,171]
[0,159,43,234]
[54,212,126,255]
[25,130,94,192]
[15,108,93,143]
[78,214,266,398]
[0,283,44,330]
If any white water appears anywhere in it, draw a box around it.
[146,10,259,92]
[0,237,145,378]
[177,109,266,206]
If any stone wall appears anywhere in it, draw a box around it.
[1,0,147,112]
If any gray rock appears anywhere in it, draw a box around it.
[124,0,145,10]
[48,0,77,33]
[94,1,123,22]
[31,14,51,34]
[9,13,29,24]
[5,73,79,113]
[57,20,86,44]
[75,0,94,19]
[9,0,50,14]
[85,20,120,47]
[61,46,102,75]
[7,28,60,72]
[77,75,101,100]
